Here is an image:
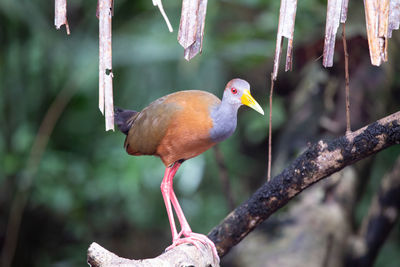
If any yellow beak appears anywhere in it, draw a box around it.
[241,89,264,115]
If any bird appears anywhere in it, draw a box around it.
[115,78,264,261]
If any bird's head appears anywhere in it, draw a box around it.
[223,78,264,115]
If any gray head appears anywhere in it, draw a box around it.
[209,79,264,143]
[221,78,264,115]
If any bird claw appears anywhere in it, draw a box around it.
[166,232,220,263]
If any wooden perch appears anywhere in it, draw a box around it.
[348,156,400,267]
[98,0,115,131]
[87,241,219,267]
[178,0,209,61]
[54,0,70,35]
[208,111,400,257]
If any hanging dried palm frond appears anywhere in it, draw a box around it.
[323,0,348,67]
[364,0,388,66]
[363,0,400,66]
[388,1,400,37]
[178,0,209,61]
[54,0,70,35]
[98,0,114,131]
[272,0,400,75]
[272,0,297,80]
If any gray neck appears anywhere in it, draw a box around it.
[209,100,240,143]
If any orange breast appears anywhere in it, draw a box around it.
[156,91,220,166]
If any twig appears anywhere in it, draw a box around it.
[347,156,400,267]
[0,84,75,267]
[54,0,70,35]
[267,74,275,181]
[208,111,400,257]
[213,146,235,210]
[342,23,351,133]
[152,0,173,32]
[270,0,298,181]
[87,241,219,267]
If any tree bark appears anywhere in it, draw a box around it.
[87,241,219,267]
[226,167,357,267]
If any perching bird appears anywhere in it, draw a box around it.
[115,78,264,260]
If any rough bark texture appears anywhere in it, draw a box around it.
[87,241,219,267]
[208,111,400,257]
[226,167,357,267]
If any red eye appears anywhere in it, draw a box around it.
[231,88,238,94]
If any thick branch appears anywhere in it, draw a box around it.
[87,242,218,267]
[229,168,357,267]
[347,156,400,267]
[208,111,400,257]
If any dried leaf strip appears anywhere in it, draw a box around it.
[98,0,114,131]
[178,0,209,61]
[272,0,297,80]
[54,0,70,35]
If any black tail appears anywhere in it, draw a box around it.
[114,107,138,135]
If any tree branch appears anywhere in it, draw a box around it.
[208,111,400,257]
[228,167,358,267]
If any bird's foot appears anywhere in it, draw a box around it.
[166,231,220,263]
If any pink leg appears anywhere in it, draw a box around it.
[163,162,220,262]
[160,165,180,240]
[165,162,192,236]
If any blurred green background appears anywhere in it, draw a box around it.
[1,0,399,266]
